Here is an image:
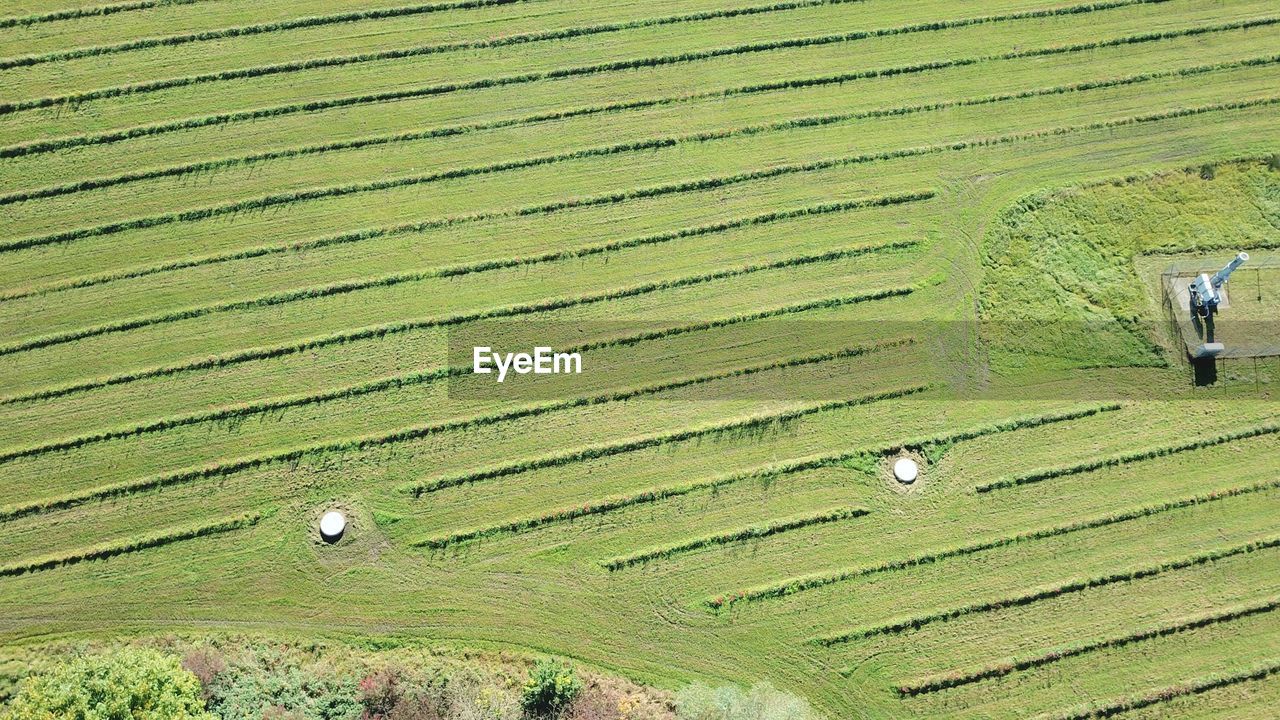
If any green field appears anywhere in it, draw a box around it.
[1,0,1279,716]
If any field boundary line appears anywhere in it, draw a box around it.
[0,510,263,578]
[5,92,1277,261]
[707,475,1280,610]
[6,53,1273,215]
[0,0,1162,115]
[602,506,870,571]
[2,17,1266,163]
[0,239,914,360]
[0,197,926,356]
[975,422,1280,492]
[0,296,916,466]
[1,0,870,70]
[1033,659,1280,720]
[0,0,202,29]
[894,595,1280,695]
[0,294,913,523]
[411,403,1117,549]
[812,534,1280,646]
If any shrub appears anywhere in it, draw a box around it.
[182,647,227,700]
[358,668,402,720]
[674,683,814,720]
[204,647,361,720]
[1,647,214,720]
[1200,163,1216,180]
[521,660,582,717]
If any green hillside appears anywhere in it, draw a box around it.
[1,0,1278,717]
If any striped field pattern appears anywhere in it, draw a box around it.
[1,0,1279,716]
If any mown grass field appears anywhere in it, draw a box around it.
[1,0,1279,716]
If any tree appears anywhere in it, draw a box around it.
[520,659,581,717]
[2,648,214,720]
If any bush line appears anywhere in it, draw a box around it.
[0,277,914,466]
[0,0,201,29]
[1,15,1260,162]
[0,0,536,64]
[1,0,864,70]
[6,51,1271,212]
[414,401,1126,550]
[0,235,913,360]
[1038,660,1280,720]
[405,382,926,497]
[895,595,1280,696]
[0,0,1160,116]
[708,474,1280,610]
[0,510,262,577]
[8,90,1276,259]
[0,293,913,522]
[602,507,870,571]
[976,423,1280,493]
[0,193,926,356]
[813,534,1280,646]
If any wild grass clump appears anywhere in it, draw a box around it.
[978,157,1280,371]
[674,682,815,720]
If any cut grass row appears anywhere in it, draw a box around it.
[8,20,1231,249]
[405,382,927,497]
[0,510,262,578]
[7,14,1271,198]
[601,506,870,571]
[412,404,1119,549]
[0,247,916,401]
[1037,660,1280,720]
[7,75,1275,264]
[0,0,655,68]
[0,323,911,470]
[0,328,926,505]
[706,473,1277,610]
[895,596,1280,696]
[0,0,1160,114]
[0,191,929,350]
[1,0,888,72]
[2,101,1269,325]
[7,51,1274,228]
[0,0,201,29]
[0,245,916,408]
[814,489,1280,688]
[0,0,1230,153]
[0,302,913,520]
[976,422,1280,492]
[0,186,924,314]
[813,535,1280,646]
